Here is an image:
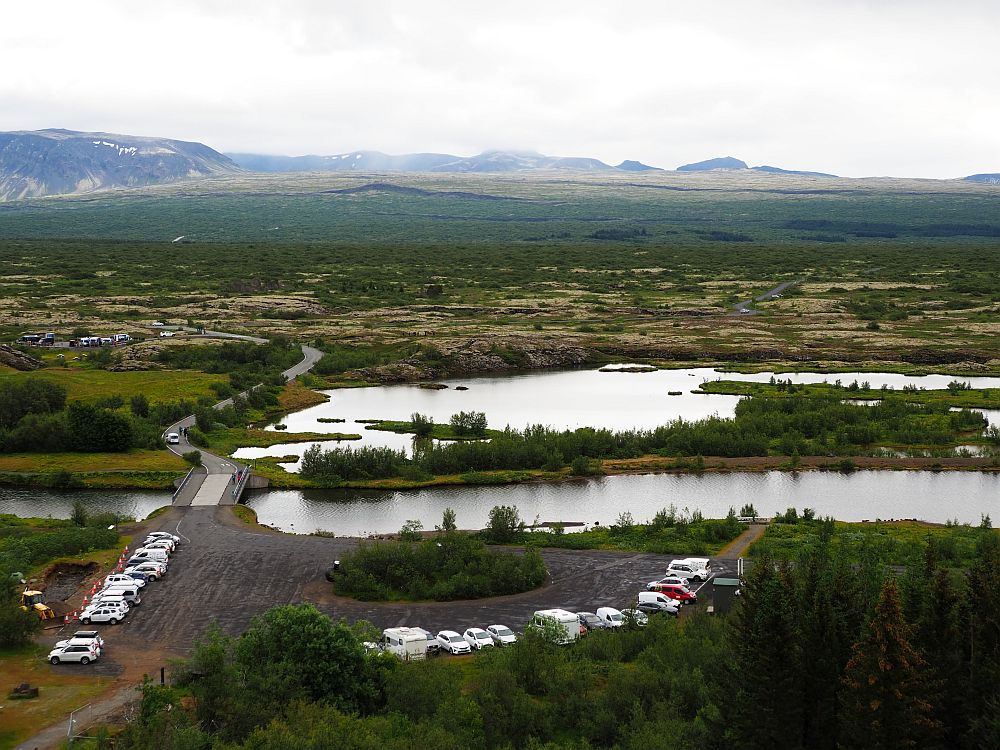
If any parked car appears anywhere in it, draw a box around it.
[646,583,697,604]
[646,575,689,590]
[125,562,165,580]
[435,630,472,655]
[141,539,175,552]
[105,573,145,589]
[666,560,709,582]
[146,531,181,543]
[576,612,604,632]
[596,607,625,629]
[79,604,128,625]
[637,591,680,616]
[621,608,649,627]
[486,624,518,646]
[48,643,99,665]
[62,631,105,650]
[463,628,495,650]
[54,636,103,656]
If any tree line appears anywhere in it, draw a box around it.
[299,395,988,482]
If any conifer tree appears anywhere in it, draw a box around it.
[840,578,940,749]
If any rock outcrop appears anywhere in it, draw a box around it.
[0,344,41,370]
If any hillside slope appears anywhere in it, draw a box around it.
[0,129,242,200]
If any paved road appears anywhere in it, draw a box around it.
[164,337,322,506]
[731,279,802,316]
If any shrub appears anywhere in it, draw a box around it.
[182,450,202,467]
[484,505,524,544]
[410,412,434,438]
[449,411,488,437]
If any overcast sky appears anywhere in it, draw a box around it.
[2,1,998,178]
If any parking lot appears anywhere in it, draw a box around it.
[50,506,738,675]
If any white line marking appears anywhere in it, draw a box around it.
[174,517,191,544]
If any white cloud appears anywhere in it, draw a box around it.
[0,0,998,177]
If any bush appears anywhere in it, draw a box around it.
[71,499,88,526]
[182,450,202,467]
[410,412,434,438]
[484,505,524,544]
[187,427,209,448]
[449,410,488,437]
[331,534,545,601]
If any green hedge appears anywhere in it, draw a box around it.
[0,526,119,571]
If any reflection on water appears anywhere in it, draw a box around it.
[0,487,168,521]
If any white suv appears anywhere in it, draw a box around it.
[436,630,472,655]
[80,604,128,625]
[106,573,145,588]
[666,560,709,582]
[49,643,99,665]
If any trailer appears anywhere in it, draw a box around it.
[381,627,429,661]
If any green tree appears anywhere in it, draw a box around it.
[840,578,940,749]
[410,412,434,438]
[437,507,457,533]
[0,572,39,648]
[71,498,88,526]
[484,505,523,544]
[130,393,150,418]
[449,410,487,437]
[67,401,133,452]
[399,519,423,542]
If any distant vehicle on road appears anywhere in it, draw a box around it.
[166,433,180,445]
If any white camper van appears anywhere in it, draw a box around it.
[529,609,580,644]
[381,627,429,661]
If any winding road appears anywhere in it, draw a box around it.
[163,332,322,507]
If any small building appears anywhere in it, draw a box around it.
[711,577,741,615]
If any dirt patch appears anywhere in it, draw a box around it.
[43,562,100,605]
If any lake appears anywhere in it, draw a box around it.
[232,366,1000,469]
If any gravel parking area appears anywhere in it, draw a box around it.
[51,506,739,676]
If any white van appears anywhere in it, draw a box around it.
[529,609,580,644]
[596,607,625,629]
[381,627,428,661]
[129,548,169,564]
[101,584,142,604]
[166,432,180,445]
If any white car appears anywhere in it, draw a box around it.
[48,643,99,665]
[621,608,650,627]
[80,603,128,625]
[435,630,472,655]
[55,636,103,656]
[151,321,165,327]
[646,575,689,590]
[463,628,495,650]
[142,539,175,552]
[166,432,180,444]
[106,573,145,588]
[146,531,181,543]
[486,624,518,646]
[159,331,174,338]
[665,560,709,583]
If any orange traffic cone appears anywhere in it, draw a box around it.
[73,610,79,621]
[64,613,70,625]
[82,596,88,606]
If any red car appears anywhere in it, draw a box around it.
[647,582,697,604]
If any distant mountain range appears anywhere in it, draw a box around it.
[0,129,241,200]
[1,129,995,200]
[226,149,664,174]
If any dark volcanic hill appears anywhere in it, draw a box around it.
[227,149,633,174]
[0,129,242,200]
[677,156,748,171]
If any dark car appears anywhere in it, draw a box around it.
[576,612,604,632]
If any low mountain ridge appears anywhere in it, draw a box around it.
[227,149,622,173]
[0,129,241,200]
[965,173,1000,185]
[677,156,748,171]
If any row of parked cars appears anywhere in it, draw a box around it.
[370,560,713,659]
[46,531,181,666]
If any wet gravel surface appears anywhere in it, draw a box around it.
[50,506,739,676]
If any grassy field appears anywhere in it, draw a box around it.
[0,644,117,750]
[0,367,227,405]
[748,518,1000,567]
[0,450,185,473]
[698,379,1000,409]
[0,171,997,378]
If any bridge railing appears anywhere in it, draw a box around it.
[171,467,196,503]
[232,467,253,503]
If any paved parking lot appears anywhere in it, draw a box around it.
[53,506,740,675]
